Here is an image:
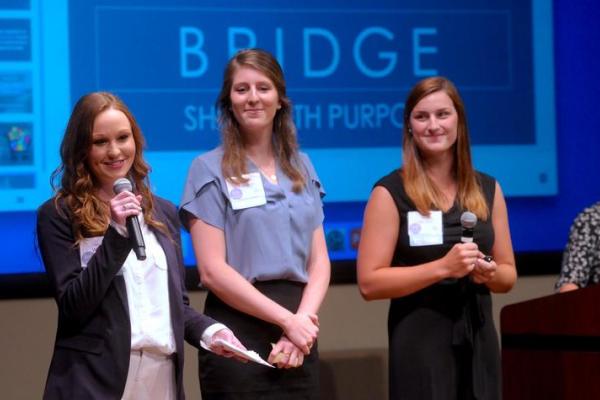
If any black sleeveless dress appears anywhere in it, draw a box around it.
[375,169,501,400]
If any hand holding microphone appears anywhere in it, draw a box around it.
[442,211,479,281]
[112,178,146,260]
[459,211,497,283]
[443,241,479,280]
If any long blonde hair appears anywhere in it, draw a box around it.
[51,92,166,241]
[216,48,305,192]
[401,77,489,219]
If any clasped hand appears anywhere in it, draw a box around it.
[268,335,305,369]
[281,312,319,355]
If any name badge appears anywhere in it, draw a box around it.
[407,210,443,247]
[225,172,267,210]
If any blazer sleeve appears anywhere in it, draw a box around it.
[37,199,132,326]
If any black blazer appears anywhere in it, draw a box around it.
[37,196,215,400]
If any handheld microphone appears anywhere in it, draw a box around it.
[113,178,146,260]
[442,211,478,285]
[460,211,477,243]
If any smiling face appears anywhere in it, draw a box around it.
[87,108,136,196]
[409,90,459,158]
[229,66,281,137]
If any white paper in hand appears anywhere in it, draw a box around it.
[202,338,274,368]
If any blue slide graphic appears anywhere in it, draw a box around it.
[0,0,557,272]
[69,0,555,203]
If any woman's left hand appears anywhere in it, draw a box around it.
[470,253,497,284]
[281,312,319,355]
[208,328,248,363]
[268,335,305,369]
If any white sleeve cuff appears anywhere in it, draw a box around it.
[109,220,128,237]
[201,323,228,345]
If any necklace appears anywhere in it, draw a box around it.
[258,167,278,183]
[249,157,278,183]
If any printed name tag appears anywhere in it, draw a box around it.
[225,172,267,210]
[407,210,443,246]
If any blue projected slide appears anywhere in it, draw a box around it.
[0,0,70,211]
[0,0,557,273]
[67,0,556,204]
[0,0,556,212]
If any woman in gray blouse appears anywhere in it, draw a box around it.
[179,49,330,399]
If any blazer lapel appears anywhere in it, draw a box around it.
[151,204,185,330]
[114,274,130,320]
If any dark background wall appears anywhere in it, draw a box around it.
[508,0,600,253]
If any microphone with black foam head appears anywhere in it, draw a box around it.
[113,177,146,260]
[460,211,477,244]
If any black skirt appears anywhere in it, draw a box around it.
[388,281,501,400]
[199,280,319,400]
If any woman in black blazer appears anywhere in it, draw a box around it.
[37,92,244,400]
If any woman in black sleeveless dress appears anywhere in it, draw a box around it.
[357,77,517,400]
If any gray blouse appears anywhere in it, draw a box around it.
[179,147,325,283]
